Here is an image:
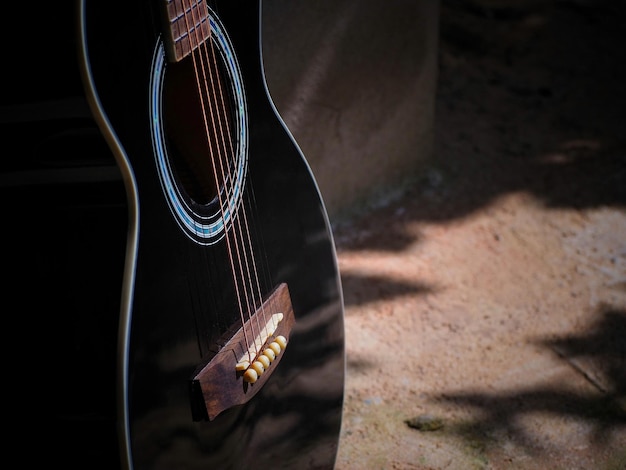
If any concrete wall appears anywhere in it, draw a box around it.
[262,0,440,221]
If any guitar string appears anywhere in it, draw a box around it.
[183,0,270,361]
[196,6,268,358]
[213,21,280,356]
[195,1,270,358]
[216,6,279,347]
[179,1,252,355]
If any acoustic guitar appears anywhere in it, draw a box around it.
[1,1,344,468]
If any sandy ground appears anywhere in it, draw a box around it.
[332,1,626,468]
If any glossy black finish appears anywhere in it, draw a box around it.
[82,0,345,468]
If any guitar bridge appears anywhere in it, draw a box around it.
[190,282,296,421]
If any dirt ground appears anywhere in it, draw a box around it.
[332,1,626,469]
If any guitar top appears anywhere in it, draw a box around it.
[1,1,344,468]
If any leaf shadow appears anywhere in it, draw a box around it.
[430,306,626,455]
[340,272,436,308]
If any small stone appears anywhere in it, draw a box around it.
[404,414,444,431]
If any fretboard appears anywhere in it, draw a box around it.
[162,0,211,62]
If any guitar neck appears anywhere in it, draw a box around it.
[162,0,211,62]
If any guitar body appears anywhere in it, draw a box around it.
[2,1,344,468]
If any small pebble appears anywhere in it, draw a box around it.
[404,414,444,431]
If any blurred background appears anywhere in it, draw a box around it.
[264,0,626,468]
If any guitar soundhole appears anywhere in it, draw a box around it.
[150,9,248,244]
[162,54,235,208]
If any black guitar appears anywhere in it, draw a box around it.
[1,1,344,468]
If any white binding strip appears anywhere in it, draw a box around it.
[78,2,137,469]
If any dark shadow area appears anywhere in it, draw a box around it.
[542,306,626,396]
[346,356,379,374]
[337,225,423,253]
[335,0,626,255]
[420,0,626,221]
[341,272,435,308]
[432,306,626,454]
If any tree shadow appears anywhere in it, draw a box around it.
[336,0,626,247]
[333,2,626,464]
[415,0,626,222]
[541,306,626,396]
[431,306,626,454]
[341,272,435,308]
